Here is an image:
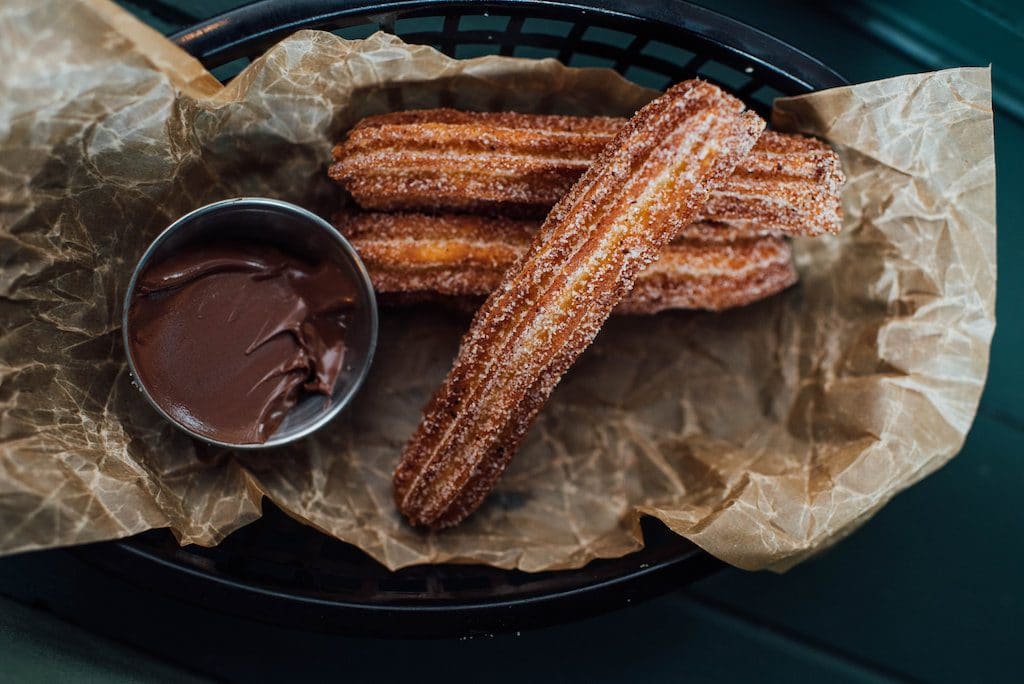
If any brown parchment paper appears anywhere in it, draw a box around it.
[0,0,995,571]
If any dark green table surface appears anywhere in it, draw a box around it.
[1,1,1021,682]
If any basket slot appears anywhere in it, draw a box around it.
[395,31,444,51]
[332,23,378,41]
[696,60,752,91]
[395,15,445,33]
[520,16,575,36]
[457,14,511,32]
[211,57,251,84]
[622,65,664,91]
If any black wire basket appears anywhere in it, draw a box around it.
[78,0,846,638]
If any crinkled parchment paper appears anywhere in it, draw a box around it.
[0,0,994,571]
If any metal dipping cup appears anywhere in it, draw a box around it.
[122,198,379,450]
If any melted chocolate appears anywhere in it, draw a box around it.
[127,241,356,444]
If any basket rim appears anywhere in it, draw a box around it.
[170,0,846,92]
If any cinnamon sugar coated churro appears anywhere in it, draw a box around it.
[335,211,798,313]
[334,211,534,298]
[329,109,842,236]
[392,80,766,528]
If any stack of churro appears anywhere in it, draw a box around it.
[329,106,843,315]
[327,80,844,528]
[333,212,801,315]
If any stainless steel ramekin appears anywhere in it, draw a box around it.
[122,197,378,450]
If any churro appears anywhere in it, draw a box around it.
[335,211,797,313]
[330,109,842,236]
[392,81,766,527]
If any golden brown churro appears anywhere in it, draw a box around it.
[329,109,842,236]
[335,211,797,313]
[392,80,766,528]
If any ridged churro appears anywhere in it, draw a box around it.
[392,80,766,528]
[335,211,797,313]
[329,108,842,236]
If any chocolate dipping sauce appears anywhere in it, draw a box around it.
[127,241,357,444]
